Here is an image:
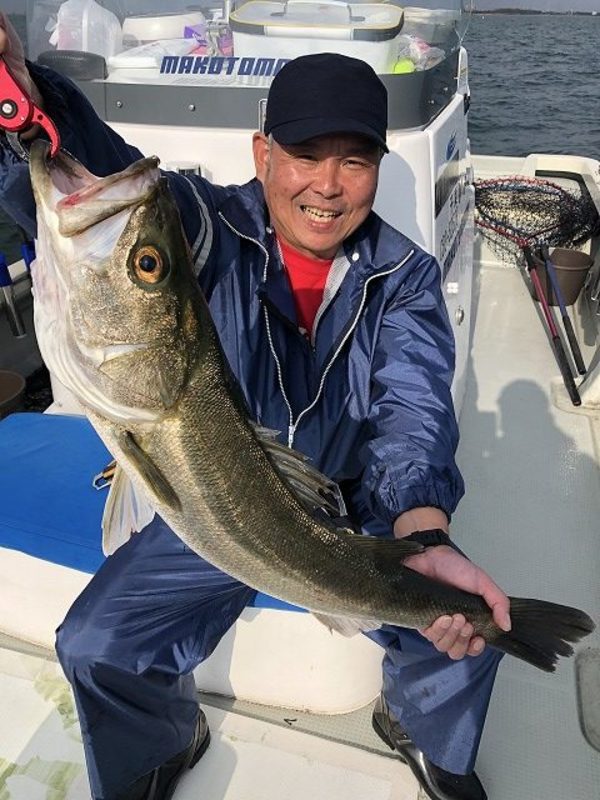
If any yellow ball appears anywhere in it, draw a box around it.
[393,58,416,74]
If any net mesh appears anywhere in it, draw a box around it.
[474,176,599,261]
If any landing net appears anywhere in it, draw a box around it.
[474,176,599,260]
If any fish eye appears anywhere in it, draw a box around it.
[132,245,166,285]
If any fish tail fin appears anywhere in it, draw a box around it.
[493,597,595,672]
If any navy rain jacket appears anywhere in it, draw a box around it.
[0,64,464,536]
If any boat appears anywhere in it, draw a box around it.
[0,2,599,798]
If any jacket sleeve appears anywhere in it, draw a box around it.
[0,63,221,265]
[360,252,465,525]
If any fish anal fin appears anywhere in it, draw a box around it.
[312,613,382,637]
[118,431,182,512]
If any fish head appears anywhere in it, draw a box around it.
[29,141,204,423]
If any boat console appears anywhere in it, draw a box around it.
[24,0,476,413]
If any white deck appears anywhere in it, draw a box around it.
[452,263,600,799]
[0,648,420,800]
[1,153,599,799]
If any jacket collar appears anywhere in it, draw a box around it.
[219,180,418,357]
[218,178,271,243]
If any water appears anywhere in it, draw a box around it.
[464,13,600,160]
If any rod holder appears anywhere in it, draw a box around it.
[0,255,27,339]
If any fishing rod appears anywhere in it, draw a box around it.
[523,246,580,406]
[538,244,586,376]
[0,252,26,338]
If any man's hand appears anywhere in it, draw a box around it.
[403,545,511,660]
[0,12,44,112]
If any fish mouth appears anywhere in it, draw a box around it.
[29,140,94,199]
[29,140,162,237]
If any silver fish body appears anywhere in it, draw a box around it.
[29,141,594,671]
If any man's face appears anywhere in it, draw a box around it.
[253,132,382,260]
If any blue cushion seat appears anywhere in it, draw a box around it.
[0,412,302,612]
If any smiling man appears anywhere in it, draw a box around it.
[253,55,386,261]
[0,19,508,800]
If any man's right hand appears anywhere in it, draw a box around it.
[0,11,44,110]
[403,545,511,660]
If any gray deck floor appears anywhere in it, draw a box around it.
[452,262,600,799]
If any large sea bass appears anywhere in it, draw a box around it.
[29,141,594,672]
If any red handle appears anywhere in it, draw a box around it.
[0,58,34,131]
[0,57,60,157]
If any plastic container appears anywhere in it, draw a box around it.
[535,248,594,306]
[0,370,26,419]
[402,6,459,45]
[122,11,206,47]
[50,0,122,60]
[229,1,404,75]
[108,39,197,70]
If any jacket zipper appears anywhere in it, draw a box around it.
[288,250,414,447]
[218,212,414,449]
[218,213,296,444]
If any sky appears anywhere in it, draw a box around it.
[475,0,599,10]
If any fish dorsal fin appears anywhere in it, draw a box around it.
[102,463,156,555]
[252,424,347,520]
[118,431,182,511]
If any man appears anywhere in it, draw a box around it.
[0,14,510,800]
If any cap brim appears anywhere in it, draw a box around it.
[270,117,389,153]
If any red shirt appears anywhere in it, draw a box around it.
[279,239,333,336]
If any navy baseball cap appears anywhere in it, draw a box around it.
[264,53,389,153]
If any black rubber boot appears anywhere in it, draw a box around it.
[372,694,487,800]
[114,709,211,800]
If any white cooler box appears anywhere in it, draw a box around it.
[230,0,404,74]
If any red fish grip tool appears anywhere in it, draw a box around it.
[0,56,60,158]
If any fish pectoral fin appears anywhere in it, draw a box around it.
[311,613,382,637]
[118,431,182,511]
[101,463,156,555]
